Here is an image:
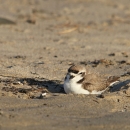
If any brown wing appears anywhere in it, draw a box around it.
[82,73,110,92]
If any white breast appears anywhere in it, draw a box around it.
[64,75,90,94]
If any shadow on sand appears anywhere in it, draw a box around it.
[18,78,65,93]
[109,79,130,92]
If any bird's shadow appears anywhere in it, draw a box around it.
[18,78,65,93]
[18,78,130,94]
[109,79,130,92]
[3,77,129,96]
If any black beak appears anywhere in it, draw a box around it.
[69,74,75,79]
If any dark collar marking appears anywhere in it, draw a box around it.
[77,78,85,84]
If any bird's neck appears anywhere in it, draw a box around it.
[70,75,84,84]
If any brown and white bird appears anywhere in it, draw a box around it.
[64,65,119,94]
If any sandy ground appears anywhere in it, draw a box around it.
[0,0,130,130]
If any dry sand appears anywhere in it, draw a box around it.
[0,0,130,130]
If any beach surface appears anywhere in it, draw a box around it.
[0,0,130,130]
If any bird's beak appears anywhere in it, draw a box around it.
[69,74,75,79]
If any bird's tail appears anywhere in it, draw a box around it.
[107,76,120,86]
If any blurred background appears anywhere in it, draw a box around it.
[0,0,130,80]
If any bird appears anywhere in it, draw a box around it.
[63,64,120,94]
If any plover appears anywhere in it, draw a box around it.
[64,65,119,94]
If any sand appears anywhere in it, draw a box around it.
[0,0,130,130]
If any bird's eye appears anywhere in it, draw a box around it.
[79,72,83,74]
